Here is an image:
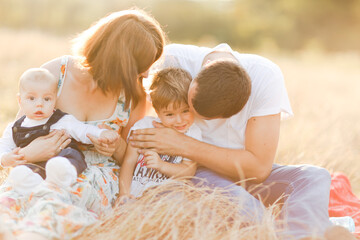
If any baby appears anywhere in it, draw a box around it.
[118,68,202,199]
[0,68,118,195]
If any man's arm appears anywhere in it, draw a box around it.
[130,114,280,183]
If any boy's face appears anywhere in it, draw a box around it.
[18,79,57,120]
[156,102,194,133]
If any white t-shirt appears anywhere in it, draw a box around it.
[128,116,202,197]
[0,113,105,164]
[151,43,293,149]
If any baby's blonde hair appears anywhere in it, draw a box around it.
[19,68,57,93]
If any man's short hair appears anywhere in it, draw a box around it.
[191,60,251,118]
[150,68,192,111]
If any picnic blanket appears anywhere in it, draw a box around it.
[329,172,360,238]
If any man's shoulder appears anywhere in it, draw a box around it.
[236,53,282,76]
[186,123,202,141]
[165,43,199,51]
[164,43,210,57]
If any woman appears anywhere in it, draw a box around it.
[0,9,165,240]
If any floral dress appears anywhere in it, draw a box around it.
[0,56,130,239]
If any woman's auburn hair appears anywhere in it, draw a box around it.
[72,9,165,110]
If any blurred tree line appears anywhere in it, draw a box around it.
[0,0,359,52]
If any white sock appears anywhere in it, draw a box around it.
[45,157,77,188]
[8,165,43,195]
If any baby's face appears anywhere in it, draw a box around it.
[19,80,57,120]
[156,102,194,133]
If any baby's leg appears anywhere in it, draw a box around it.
[7,165,43,195]
[57,147,87,174]
[25,161,47,179]
[45,148,86,187]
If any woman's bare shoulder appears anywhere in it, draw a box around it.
[40,55,78,77]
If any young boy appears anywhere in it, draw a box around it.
[0,68,118,195]
[118,68,202,198]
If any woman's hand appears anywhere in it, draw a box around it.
[87,124,121,157]
[19,130,71,163]
[1,148,27,167]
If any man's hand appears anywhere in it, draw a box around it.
[129,121,186,156]
[1,148,26,167]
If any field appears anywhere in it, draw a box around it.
[1,28,359,239]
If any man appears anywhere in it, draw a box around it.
[130,43,354,239]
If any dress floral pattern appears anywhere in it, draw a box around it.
[0,56,130,239]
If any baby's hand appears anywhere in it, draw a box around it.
[87,129,119,157]
[1,148,26,167]
[99,130,119,144]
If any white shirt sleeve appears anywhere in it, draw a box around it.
[246,58,293,120]
[150,44,208,79]
[0,122,17,166]
[127,116,157,142]
[185,123,202,142]
[182,123,202,161]
[51,115,105,144]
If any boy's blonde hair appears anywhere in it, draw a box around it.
[19,68,57,93]
[72,9,165,110]
[150,68,192,111]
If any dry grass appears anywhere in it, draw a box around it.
[274,50,360,193]
[77,180,280,240]
[1,28,360,239]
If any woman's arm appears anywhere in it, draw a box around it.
[12,116,71,163]
[112,95,146,165]
[121,95,147,141]
[143,150,196,178]
[118,145,139,197]
[19,130,71,163]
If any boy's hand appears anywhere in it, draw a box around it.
[1,148,26,167]
[143,150,163,172]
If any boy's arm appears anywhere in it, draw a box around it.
[118,144,139,197]
[143,150,197,178]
